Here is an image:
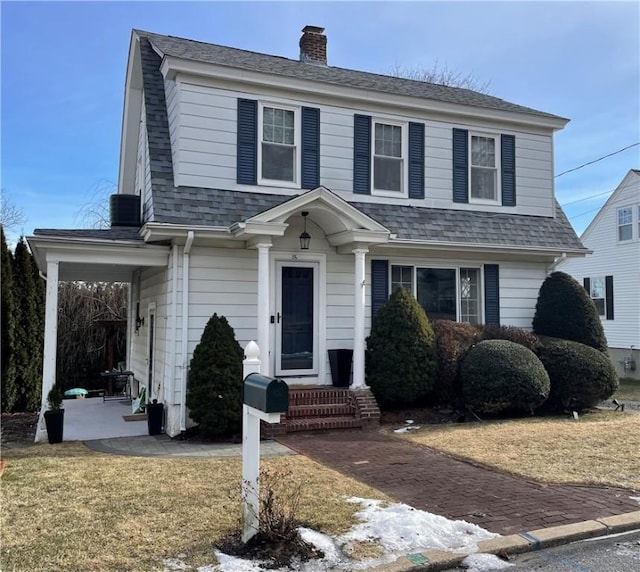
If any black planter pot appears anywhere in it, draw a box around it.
[44,409,64,444]
[328,349,353,387]
[147,400,164,435]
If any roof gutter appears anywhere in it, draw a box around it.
[547,252,567,275]
[180,230,195,432]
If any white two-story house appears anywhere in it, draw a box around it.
[560,169,640,379]
[29,26,587,439]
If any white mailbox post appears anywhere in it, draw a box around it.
[241,341,288,543]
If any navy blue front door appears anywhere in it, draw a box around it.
[280,266,314,371]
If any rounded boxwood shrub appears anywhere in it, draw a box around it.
[431,320,482,406]
[461,339,550,415]
[537,337,618,411]
[186,313,244,437]
[365,287,436,409]
[532,271,607,353]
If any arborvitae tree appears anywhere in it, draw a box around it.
[532,271,607,353]
[1,227,18,412]
[12,238,42,411]
[186,313,244,437]
[365,287,436,409]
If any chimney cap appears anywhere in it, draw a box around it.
[302,25,325,35]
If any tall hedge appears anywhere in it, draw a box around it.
[186,314,244,437]
[1,228,17,412]
[532,271,607,353]
[365,287,436,409]
[537,337,618,411]
[11,238,43,411]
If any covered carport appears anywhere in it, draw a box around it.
[28,228,169,443]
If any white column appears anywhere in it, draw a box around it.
[352,248,368,388]
[256,243,271,375]
[35,260,60,442]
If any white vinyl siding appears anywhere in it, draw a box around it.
[167,79,555,216]
[560,171,640,349]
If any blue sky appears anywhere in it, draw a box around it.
[2,1,639,246]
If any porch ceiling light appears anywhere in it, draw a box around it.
[299,211,311,250]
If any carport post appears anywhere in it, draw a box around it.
[36,260,60,442]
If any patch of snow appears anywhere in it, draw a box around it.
[461,553,514,571]
[170,497,499,572]
[163,558,189,571]
[342,497,497,555]
[393,426,421,433]
[629,495,640,504]
[405,419,414,424]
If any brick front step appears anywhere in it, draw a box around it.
[288,388,351,406]
[287,403,355,418]
[285,416,363,432]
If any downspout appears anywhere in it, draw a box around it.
[180,231,194,431]
[547,252,567,275]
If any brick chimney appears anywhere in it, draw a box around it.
[299,25,327,65]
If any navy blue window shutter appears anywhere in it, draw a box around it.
[237,99,257,185]
[484,264,500,325]
[501,134,516,206]
[371,260,389,319]
[452,128,469,203]
[353,114,371,194]
[408,122,425,199]
[301,107,320,189]
[583,277,590,294]
[605,275,614,320]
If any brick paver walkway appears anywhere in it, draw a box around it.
[277,430,639,535]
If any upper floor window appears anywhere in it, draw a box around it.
[373,122,404,194]
[618,207,633,241]
[470,134,499,202]
[259,104,299,185]
[590,277,606,316]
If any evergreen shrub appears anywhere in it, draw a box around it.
[365,287,436,409]
[1,228,17,412]
[532,271,607,353]
[461,339,550,415]
[186,313,244,437]
[431,320,482,406]
[537,337,618,411]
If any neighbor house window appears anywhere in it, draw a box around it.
[373,122,404,193]
[392,265,482,323]
[391,265,413,292]
[618,207,633,241]
[590,277,605,316]
[470,134,498,201]
[261,105,297,183]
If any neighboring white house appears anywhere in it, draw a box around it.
[560,169,640,379]
[28,26,588,440]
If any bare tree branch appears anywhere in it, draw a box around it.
[0,190,26,232]
[388,60,491,94]
[74,178,116,229]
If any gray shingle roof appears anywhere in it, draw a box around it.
[137,30,564,121]
[33,227,144,241]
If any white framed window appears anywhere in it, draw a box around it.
[373,120,406,195]
[259,103,300,186]
[617,207,633,241]
[391,265,482,324]
[590,277,606,316]
[391,265,413,292]
[470,133,499,202]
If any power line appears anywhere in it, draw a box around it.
[555,142,640,178]
[560,181,640,208]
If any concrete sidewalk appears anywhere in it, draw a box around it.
[84,433,295,458]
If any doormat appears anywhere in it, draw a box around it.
[123,413,147,422]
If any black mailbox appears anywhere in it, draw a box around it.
[243,373,289,413]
